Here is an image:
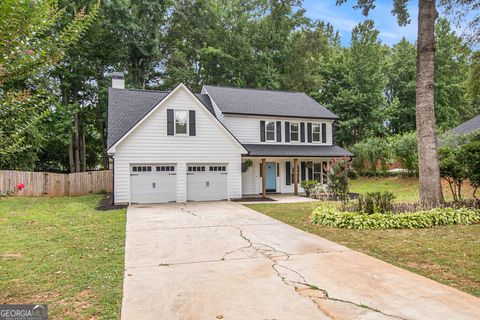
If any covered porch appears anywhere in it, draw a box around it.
[241,144,353,198]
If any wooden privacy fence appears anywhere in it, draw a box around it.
[0,170,112,197]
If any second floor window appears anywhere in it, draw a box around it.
[266,121,275,141]
[312,123,321,142]
[175,110,188,135]
[290,122,299,141]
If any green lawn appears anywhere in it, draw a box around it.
[0,195,126,319]
[246,177,480,297]
[350,176,476,202]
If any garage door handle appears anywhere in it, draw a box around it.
[168,173,176,176]
[130,174,138,176]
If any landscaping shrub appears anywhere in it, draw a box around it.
[388,132,418,175]
[326,158,352,204]
[358,170,409,177]
[301,180,318,197]
[311,205,480,229]
[356,191,395,214]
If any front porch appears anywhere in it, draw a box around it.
[241,157,331,197]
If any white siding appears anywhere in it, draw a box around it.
[113,88,243,204]
[223,114,334,145]
[242,157,332,196]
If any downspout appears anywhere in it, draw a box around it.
[109,155,115,205]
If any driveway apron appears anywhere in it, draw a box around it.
[121,201,480,320]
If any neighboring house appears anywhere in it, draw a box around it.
[107,73,353,204]
[446,114,480,136]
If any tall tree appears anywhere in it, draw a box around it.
[319,20,388,146]
[386,38,417,134]
[0,0,98,170]
[337,0,445,205]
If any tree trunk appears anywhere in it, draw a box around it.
[74,112,81,173]
[415,0,444,207]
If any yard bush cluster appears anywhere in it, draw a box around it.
[358,170,414,177]
[350,132,418,175]
[439,132,480,200]
[311,205,480,229]
[355,191,395,214]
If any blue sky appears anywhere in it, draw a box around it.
[303,0,419,46]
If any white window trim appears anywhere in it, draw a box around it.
[265,121,276,142]
[174,110,189,136]
[312,123,321,143]
[290,122,299,141]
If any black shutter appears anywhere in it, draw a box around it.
[308,163,313,180]
[332,122,335,145]
[189,110,196,136]
[260,121,266,142]
[167,109,174,135]
[285,162,291,185]
[321,123,326,143]
[307,123,312,143]
[300,123,305,142]
[301,162,306,181]
[285,121,290,142]
[260,163,262,177]
[276,121,281,142]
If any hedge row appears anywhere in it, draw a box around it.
[311,205,480,230]
[358,170,416,178]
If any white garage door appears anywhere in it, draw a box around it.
[130,164,176,203]
[187,164,228,201]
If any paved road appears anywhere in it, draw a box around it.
[121,201,480,320]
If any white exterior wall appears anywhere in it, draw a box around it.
[112,88,244,204]
[241,157,332,195]
[223,114,334,145]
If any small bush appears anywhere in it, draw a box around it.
[301,180,318,197]
[356,191,395,214]
[311,206,480,229]
[327,158,352,204]
[347,169,358,179]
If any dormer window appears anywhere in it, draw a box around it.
[266,121,276,141]
[290,122,299,141]
[175,110,188,135]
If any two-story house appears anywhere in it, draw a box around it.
[107,73,353,204]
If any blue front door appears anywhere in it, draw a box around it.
[265,162,276,191]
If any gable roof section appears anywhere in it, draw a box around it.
[107,84,244,153]
[203,85,338,119]
[448,114,480,136]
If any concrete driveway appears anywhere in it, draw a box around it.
[121,201,480,320]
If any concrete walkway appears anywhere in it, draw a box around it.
[121,201,480,320]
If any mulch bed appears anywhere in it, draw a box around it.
[96,193,128,211]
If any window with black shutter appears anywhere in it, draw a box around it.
[260,121,266,142]
[167,109,174,135]
[285,162,291,185]
[300,123,305,142]
[321,123,326,143]
[189,110,196,136]
[285,121,290,142]
[276,121,281,142]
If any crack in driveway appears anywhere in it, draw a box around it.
[230,226,407,320]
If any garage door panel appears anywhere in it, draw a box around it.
[130,165,176,203]
[187,164,228,201]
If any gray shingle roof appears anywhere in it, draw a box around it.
[107,88,214,149]
[448,115,480,135]
[203,85,338,119]
[243,144,353,157]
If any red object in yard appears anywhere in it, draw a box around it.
[16,182,25,191]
